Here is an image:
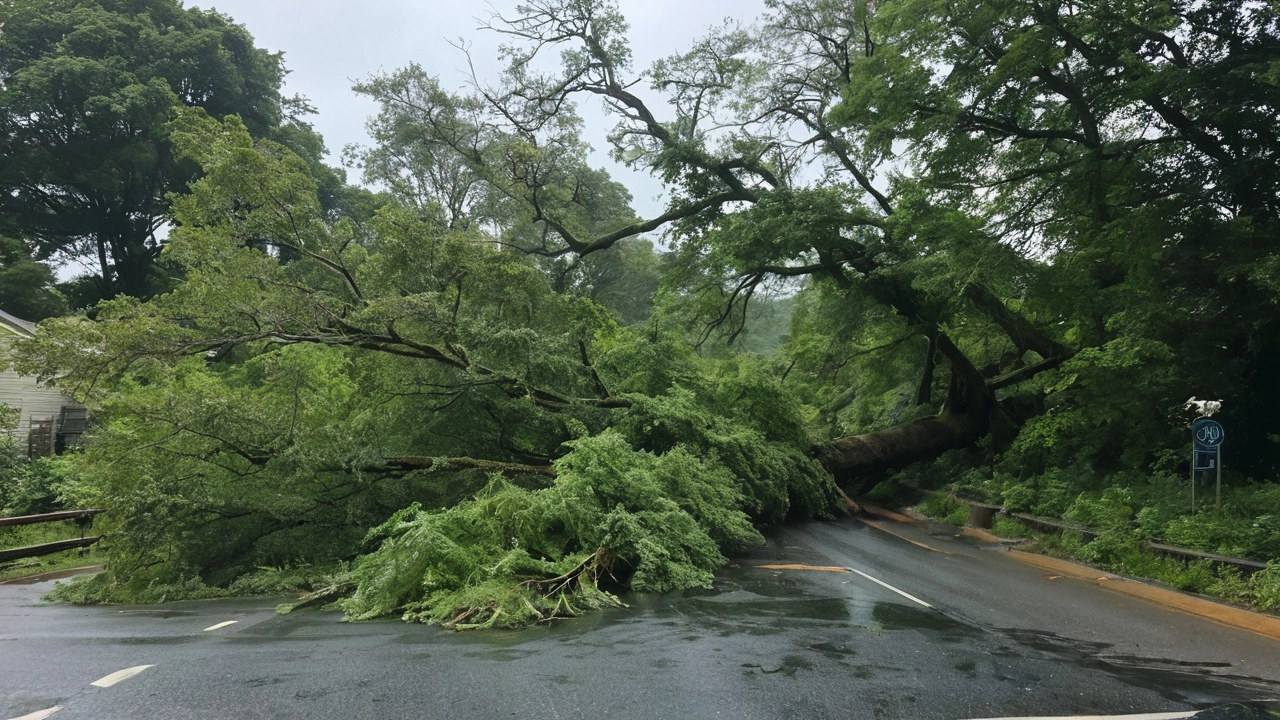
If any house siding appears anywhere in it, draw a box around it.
[0,331,83,438]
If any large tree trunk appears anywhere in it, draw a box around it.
[814,334,995,485]
[814,410,987,484]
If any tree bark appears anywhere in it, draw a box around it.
[814,410,987,484]
[815,334,996,485]
[914,330,938,406]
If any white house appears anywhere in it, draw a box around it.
[0,309,85,456]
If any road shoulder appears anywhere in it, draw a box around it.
[858,505,1280,643]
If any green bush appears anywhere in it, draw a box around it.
[1205,566,1252,605]
[1065,488,1135,531]
[917,493,968,526]
[2,457,74,517]
[1162,510,1280,561]
[1000,469,1076,517]
[0,437,23,513]
[1251,564,1280,612]
[864,480,901,504]
[990,515,1034,540]
[47,573,226,605]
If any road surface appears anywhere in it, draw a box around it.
[2,517,1277,719]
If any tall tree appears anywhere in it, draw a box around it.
[404,0,1278,483]
[0,237,66,320]
[0,0,285,301]
[354,0,1074,481]
[826,0,1280,478]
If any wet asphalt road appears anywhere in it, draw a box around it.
[2,517,1278,720]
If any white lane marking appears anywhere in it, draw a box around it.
[967,707,1198,712]
[90,664,154,688]
[203,620,238,632]
[7,707,63,720]
[844,566,933,608]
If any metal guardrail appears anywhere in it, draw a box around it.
[0,537,101,564]
[0,509,104,563]
[0,509,104,528]
[1006,512,1099,541]
[928,492,1268,575]
[1148,542,1268,571]
[993,506,1263,575]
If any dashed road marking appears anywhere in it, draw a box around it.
[845,566,933,608]
[756,564,850,573]
[7,706,63,720]
[756,561,933,608]
[90,665,154,688]
[203,620,238,631]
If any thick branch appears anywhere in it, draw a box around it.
[964,285,1072,361]
[985,355,1069,391]
[383,456,557,477]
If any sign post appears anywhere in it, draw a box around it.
[1190,417,1224,511]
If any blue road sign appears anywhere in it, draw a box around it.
[1192,418,1225,449]
[1193,450,1218,470]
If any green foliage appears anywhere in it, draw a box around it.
[864,480,901,504]
[990,515,1034,541]
[1253,565,1280,613]
[23,110,836,623]
[1,457,74,517]
[1065,488,1135,533]
[46,572,226,605]
[0,0,288,300]
[227,563,347,597]
[339,432,766,626]
[916,493,968,527]
[612,388,838,524]
[998,513,1280,614]
[18,0,1280,631]
[1163,511,1280,561]
[0,410,78,518]
[999,471,1076,518]
[0,428,25,515]
[0,237,67,320]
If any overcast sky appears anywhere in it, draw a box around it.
[192,0,768,217]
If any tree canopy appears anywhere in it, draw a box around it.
[9,0,1280,626]
[0,236,66,320]
[0,0,287,301]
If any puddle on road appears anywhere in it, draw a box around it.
[809,641,856,657]
[872,603,980,638]
[993,627,1280,709]
[112,609,199,618]
[741,654,815,676]
[687,592,851,623]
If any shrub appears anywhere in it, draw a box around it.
[1251,564,1280,613]
[864,480,901,504]
[2,457,74,517]
[1065,488,1134,531]
[1162,509,1280,561]
[917,492,968,526]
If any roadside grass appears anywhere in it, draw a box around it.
[916,492,969,526]
[0,521,104,582]
[910,498,1280,615]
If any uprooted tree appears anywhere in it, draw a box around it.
[13,0,1280,625]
